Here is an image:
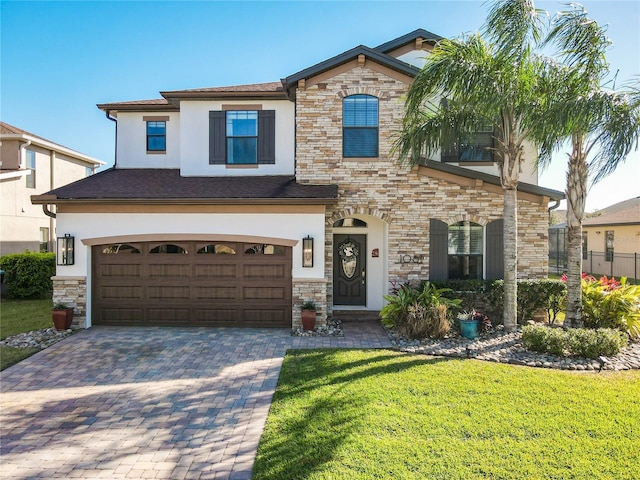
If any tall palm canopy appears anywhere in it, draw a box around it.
[395,0,550,331]
[535,3,640,328]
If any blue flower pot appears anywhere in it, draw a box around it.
[460,319,480,339]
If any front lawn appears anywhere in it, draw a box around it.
[254,349,640,480]
[0,298,52,370]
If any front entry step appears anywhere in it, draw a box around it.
[332,310,380,323]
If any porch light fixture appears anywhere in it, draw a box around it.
[302,235,314,267]
[57,234,75,265]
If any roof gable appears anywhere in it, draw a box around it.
[374,28,443,54]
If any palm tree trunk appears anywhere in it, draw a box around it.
[503,186,518,331]
[564,140,588,328]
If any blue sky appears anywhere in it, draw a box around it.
[1,0,638,211]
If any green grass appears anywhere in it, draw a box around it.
[0,298,52,370]
[254,349,640,480]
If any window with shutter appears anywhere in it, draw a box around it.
[448,221,483,280]
[209,110,275,165]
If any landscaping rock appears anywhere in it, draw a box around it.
[1,328,74,349]
[386,326,640,372]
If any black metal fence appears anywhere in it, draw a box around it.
[548,227,639,281]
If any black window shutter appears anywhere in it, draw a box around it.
[257,110,275,164]
[209,111,225,164]
[486,219,504,279]
[429,219,449,280]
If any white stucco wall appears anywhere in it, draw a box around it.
[55,211,325,280]
[179,99,295,176]
[115,112,181,168]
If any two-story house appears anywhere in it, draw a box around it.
[31,29,563,329]
[1,122,103,256]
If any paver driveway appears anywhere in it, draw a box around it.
[0,323,391,479]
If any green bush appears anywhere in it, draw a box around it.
[381,282,461,339]
[522,324,566,356]
[0,252,55,299]
[522,324,628,359]
[431,279,566,326]
[567,328,628,358]
[581,275,640,338]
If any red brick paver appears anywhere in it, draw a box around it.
[0,323,390,479]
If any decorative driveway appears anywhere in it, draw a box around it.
[0,324,391,479]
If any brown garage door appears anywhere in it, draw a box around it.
[92,241,292,327]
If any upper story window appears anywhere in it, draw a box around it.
[443,124,495,163]
[146,120,166,152]
[209,108,275,165]
[26,149,36,188]
[226,111,258,164]
[343,94,378,158]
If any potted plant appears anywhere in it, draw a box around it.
[52,302,73,331]
[457,310,479,339]
[301,300,317,331]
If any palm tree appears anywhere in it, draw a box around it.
[538,4,640,328]
[395,0,549,332]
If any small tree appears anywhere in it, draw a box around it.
[395,0,551,332]
[537,4,640,328]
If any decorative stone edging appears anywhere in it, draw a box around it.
[386,326,640,372]
[292,318,344,337]
[0,328,74,350]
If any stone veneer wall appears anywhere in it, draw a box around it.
[292,278,328,329]
[52,276,87,328]
[295,64,550,312]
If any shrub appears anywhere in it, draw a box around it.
[431,279,566,326]
[581,275,640,338]
[381,282,460,339]
[522,324,566,356]
[0,252,55,299]
[522,324,628,359]
[567,328,628,358]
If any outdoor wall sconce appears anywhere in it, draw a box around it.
[302,235,314,267]
[57,234,75,265]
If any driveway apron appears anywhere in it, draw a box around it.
[0,323,391,479]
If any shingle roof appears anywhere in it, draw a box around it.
[583,205,640,226]
[31,169,338,204]
[1,121,59,145]
[162,82,285,95]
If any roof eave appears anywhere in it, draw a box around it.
[160,91,288,100]
[418,160,565,201]
[31,196,338,206]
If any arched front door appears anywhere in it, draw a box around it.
[333,234,367,306]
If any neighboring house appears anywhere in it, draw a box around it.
[31,29,563,329]
[1,122,103,256]
[582,197,640,280]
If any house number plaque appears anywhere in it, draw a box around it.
[397,254,424,264]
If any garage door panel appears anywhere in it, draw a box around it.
[148,286,190,299]
[148,308,190,322]
[243,264,286,278]
[195,286,238,300]
[194,308,239,325]
[93,241,291,327]
[242,308,289,326]
[100,286,143,299]
[148,264,190,277]
[243,286,287,301]
[98,264,142,278]
[194,264,238,278]
[99,308,145,324]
